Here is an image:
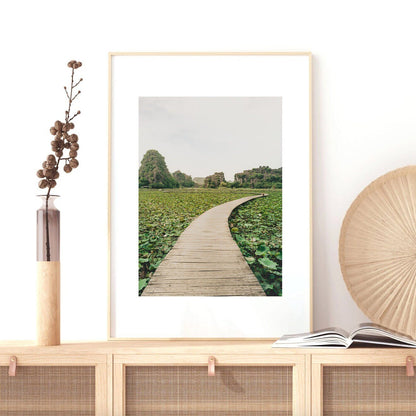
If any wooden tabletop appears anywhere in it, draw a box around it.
[0,339,411,356]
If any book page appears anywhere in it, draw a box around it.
[278,327,349,342]
[351,323,416,346]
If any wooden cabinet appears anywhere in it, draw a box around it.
[113,352,306,415]
[0,351,108,415]
[312,351,416,416]
[0,342,415,415]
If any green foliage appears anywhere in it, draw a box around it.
[172,170,194,187]
[234,166,282,189]
[139,278,150,292]
[204,172,226,188]
[255,243,268,255]
[229,190,282,296]
[139,149,178,189]
[245,256,255,265]
[139,188,262,294]
[258,257,278,270]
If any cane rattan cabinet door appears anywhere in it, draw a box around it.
[0,354,107,416]
[114,354,306,416]
[312,352,416,416]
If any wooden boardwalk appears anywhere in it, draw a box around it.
[142,195,266,296]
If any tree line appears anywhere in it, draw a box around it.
[139,149,282,189]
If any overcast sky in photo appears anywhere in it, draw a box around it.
[139,97,282,182]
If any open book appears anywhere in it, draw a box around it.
[273,323,416,348]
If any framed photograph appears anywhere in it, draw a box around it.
[109,52,312,339]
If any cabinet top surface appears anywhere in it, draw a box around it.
[0,340,412,355]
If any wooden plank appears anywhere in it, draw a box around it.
[311,363,323,416]
[0,341,413,356]
[114,354,299,365]
[142,195,266,296]
[292,356,306,416]
[95,361,108,415]
[305,354,312,416]
[106,353,113,416]
[0,354,106,365]
[113,363,125,416]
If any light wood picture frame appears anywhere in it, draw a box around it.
[108,52,313,339]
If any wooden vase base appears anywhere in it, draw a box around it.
[36,261,60,346]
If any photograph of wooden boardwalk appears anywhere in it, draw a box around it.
[142,195,266,296]
[139,97,282,296]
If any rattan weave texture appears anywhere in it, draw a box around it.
[125,365,292,415]
[0,365,95,415]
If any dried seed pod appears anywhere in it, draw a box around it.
[44,169,55,179]
[47,154,56,164]
[38,60,82,191]
[69,158,79,168]
[38,179,49,189]
[63,164,72,173]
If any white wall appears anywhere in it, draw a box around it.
[1,0,415,341]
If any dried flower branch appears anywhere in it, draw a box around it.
[37,60,82,194]
[36,60,83,260]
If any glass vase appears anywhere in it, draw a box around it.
[37,195,60,261]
